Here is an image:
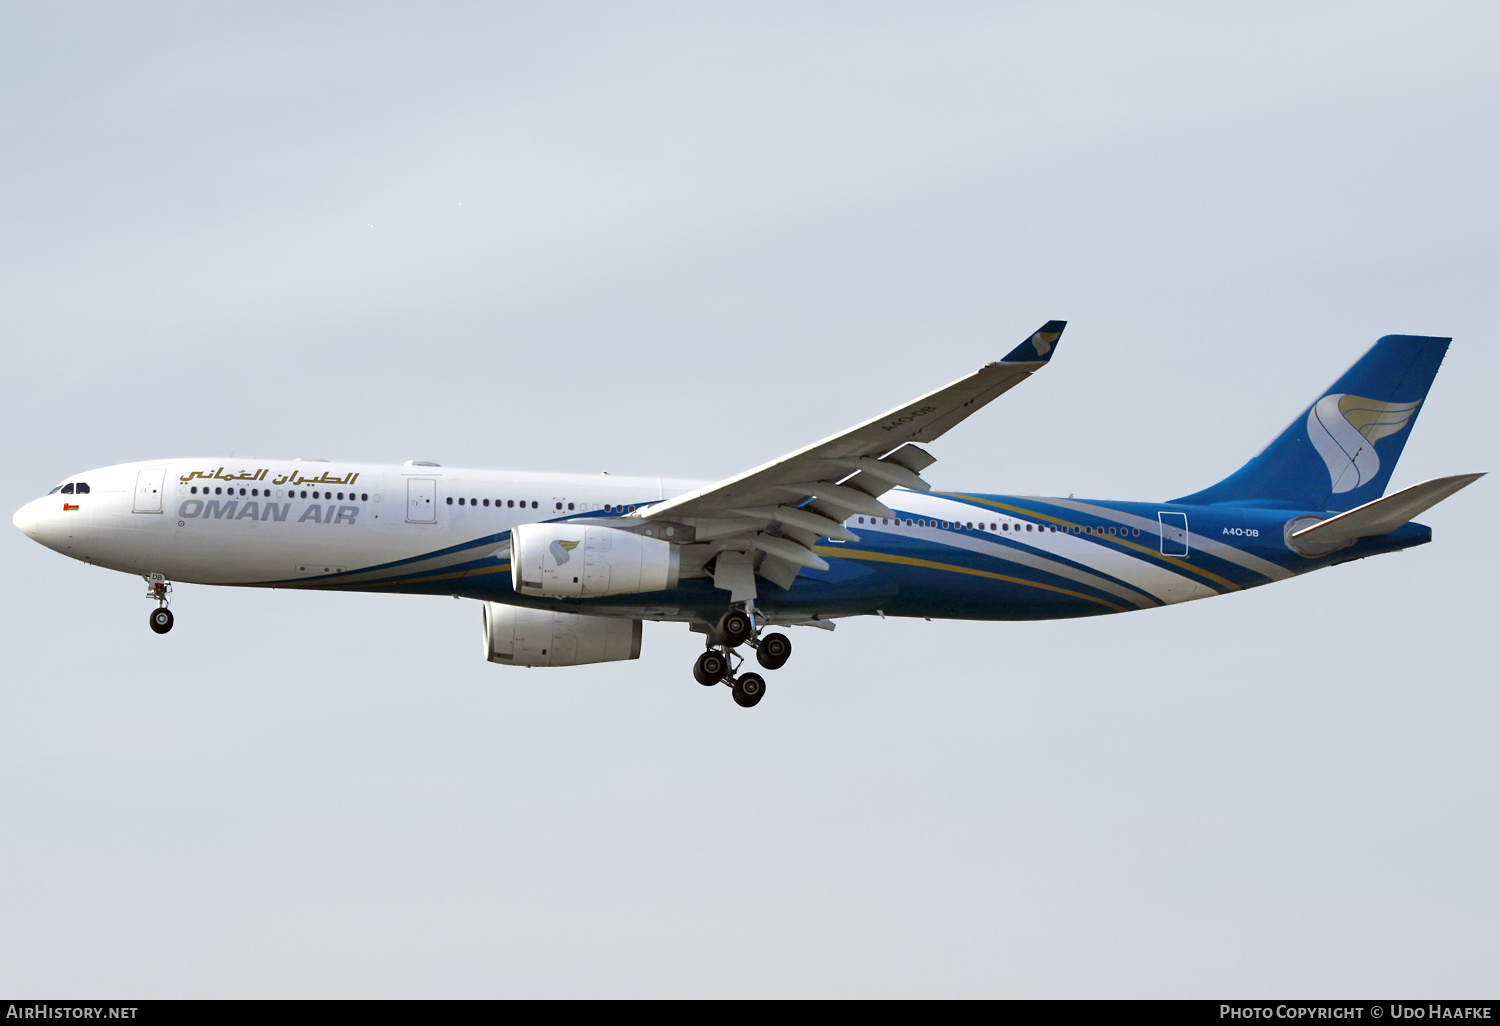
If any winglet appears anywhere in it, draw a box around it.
[1002,320,1066,364]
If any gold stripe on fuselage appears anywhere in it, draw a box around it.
[812,546,1127,613]
[942,493,1241,593]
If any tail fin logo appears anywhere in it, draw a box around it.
[1307,394,1422,493]
[549,538,581,565]
[1030,330,1059,357]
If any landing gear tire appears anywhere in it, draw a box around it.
[149,608,174,635]
[694,650,728,686]
[756,632,791,670]
[718,610,753,648]
[732,672,766,708]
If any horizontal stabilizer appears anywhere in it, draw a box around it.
[1291,473,1484,543]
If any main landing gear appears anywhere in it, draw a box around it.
[145,573,174,635]
[691,607,793,708]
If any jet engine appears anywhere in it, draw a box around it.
[511,523,679,599]
[482,602,642,667]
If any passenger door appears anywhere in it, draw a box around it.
[1158,511,1189,556]
[133,468,166,513]
[406,479,437,523]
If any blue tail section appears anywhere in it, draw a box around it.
[1172,335,1450,512]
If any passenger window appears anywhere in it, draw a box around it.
[1026,524,1033,531]
[361,494,368,502]
[483,499,490,507]
[61,483,74,494]
[190,486,198,494]
[447,497,454,505]
[532,501,538,509]
[508,500,515,508]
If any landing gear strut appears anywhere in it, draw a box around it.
[691,605,791,707]
[145,573,174,635]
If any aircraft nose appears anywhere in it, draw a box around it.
[13,500,39,539]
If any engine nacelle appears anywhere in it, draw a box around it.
[511,523,679,599]
[482,603,642,667]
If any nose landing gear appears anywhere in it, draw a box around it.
[692,606,789,708]
[145,573,174,634]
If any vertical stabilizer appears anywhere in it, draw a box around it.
[1172,335,1450,512]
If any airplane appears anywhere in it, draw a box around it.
[12,323,1483,708]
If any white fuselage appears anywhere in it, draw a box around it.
[13,458,704,586]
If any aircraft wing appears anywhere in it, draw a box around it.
[642,320,1066,596]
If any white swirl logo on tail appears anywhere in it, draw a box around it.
[1030,330,1060,357]
[1306,394,1422,493]
[549,538,580,565]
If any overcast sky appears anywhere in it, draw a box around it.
[2,1,1496,997]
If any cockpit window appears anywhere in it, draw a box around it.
[75,482,90,494]
[48,486,62,494]
[61,483,74,494]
